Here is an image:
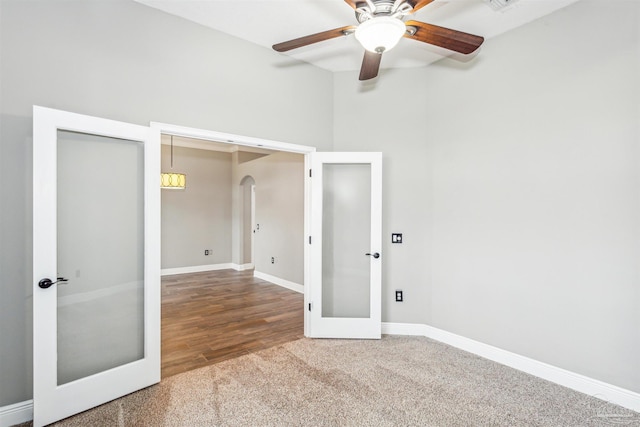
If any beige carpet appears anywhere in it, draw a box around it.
[20,336,640,426]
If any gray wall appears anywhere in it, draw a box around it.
[0,0,333,407]
[2,0,639,412]
[333,0,640,393]
[161,141,232,268]
[233,152,305,285]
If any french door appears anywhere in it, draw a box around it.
[32,106,160,426]
[308,152,382,338]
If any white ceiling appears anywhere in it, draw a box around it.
[134,0,580,72]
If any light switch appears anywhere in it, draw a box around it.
[392,233,403,244]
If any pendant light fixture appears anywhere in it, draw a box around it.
[160,135,186,189]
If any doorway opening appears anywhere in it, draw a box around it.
[156,124,314,377]
[239,175,256,270]
[161,269,303,378]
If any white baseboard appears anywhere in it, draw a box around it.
[382,322,640,413]
[0,400,33,427]
[161,263,236,276]
[8,325,637,426]
[381,322,428,336]
[253,271,304,293]
[235,263,254,271]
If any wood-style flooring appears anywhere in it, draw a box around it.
[161,269,304,378]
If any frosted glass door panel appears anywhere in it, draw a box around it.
[321,164,371,318]
[56,130,144,385]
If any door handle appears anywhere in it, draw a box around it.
[365,252,380,259]
[38,277,68,289]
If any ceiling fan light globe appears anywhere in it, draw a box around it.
[355,16,406,53]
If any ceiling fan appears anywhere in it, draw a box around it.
[272,0,485,81]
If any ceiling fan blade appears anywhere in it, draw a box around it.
[404,20,484,54]
[344,0,360,9]
[273,25,356,52]
[406,0,436,14]
[359,51,382,81]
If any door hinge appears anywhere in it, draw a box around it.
[309,169,312,178]
[308,303,312,312]
[308,236,312,244]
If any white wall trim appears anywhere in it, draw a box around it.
[381,322,428,336]
[254,270,304,293]
[0,400,33,427]
[382,322,640,413]
[236,263,254,271]
[161,263,236,276]
[150,122,316,155]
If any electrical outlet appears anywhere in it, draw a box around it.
[395,290,403,302]
[204,249,210,256]
[271,257,275,264]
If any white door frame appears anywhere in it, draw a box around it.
[250,184,256,266]
[33,106,161,427]
[150,122,316,336]
[308,152,382,339]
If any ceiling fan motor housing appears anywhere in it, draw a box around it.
[355,0,413,23]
